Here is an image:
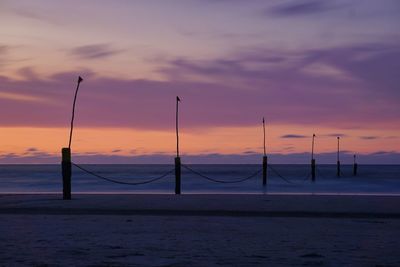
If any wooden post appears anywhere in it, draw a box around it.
[311,159,316,182]
[311,134,316,182]
[175,157,181,194]
[353,154,358,176]
[337,137,341,177]
[61,147,71,200]
[175,96,181,194]
[262,156,267,186]
[61,76,82,200]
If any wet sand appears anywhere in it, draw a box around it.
[1,194,400,266]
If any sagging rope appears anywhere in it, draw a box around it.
[182,164,262,184]
[315,166,346,178]
[316,166,327,179]
[302,172,312,182]
[267,165,295,184]
[72,163,174,185]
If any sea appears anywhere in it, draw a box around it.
[1,164,400,195]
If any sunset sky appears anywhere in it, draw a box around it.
[0,0,399,164]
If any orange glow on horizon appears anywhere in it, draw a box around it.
[0,125,398,161]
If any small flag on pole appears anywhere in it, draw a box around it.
[78,76,83,83]
[177,96,181,102]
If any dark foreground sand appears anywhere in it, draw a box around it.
[1,194,400,266]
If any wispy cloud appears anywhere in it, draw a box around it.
[267,0,343,17]
[370,151,397,156]
[324,133,347,138]
[0,45,10,69]
[12,8,59,24]
[360,136,379,140]
[281,134,307,139]
[22,147,53,158]
[70,44,122,60]
[17,67,38,80]
[0,45,8,55]
[0,91,48,103]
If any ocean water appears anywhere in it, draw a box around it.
[0,164,399,194]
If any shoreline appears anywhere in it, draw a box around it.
[1,193,400,219]
[2,192,400,196]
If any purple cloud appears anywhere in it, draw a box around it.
[0,42,399,130]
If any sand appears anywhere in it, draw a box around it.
[1,194,400,266]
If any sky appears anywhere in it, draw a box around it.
[0,0,399,164]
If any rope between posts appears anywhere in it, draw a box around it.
[182,164,262,184]
[316,166,327,179]
[302,172,312,182]
[267,165,294,184]
[72,163,174,185]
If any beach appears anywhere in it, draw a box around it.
[1,194,400,266]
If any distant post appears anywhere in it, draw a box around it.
[61,76,83,200]
[262,117,267,186]
[337,136,341,177]
[175,96,181,194]
[311,134,316,182]
[353,154,358,176]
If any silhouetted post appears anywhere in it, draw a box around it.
[311,134,316,182]
[262,118,268,186]
[61,148,71,200]
[61,76,83,200]
[175,157,181,194]
[175,96,181,194]
[262,156,267,186]
[337,136,341,177]
[353,154,358,176]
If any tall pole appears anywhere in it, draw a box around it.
[262,117,268,186]
[175,96,181,194]
[311,134,315,161]
[311,134,316,182]
[68,76,83,149]
[263,117,266,157]
[337,136,341,177]
[62,76,83,200]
